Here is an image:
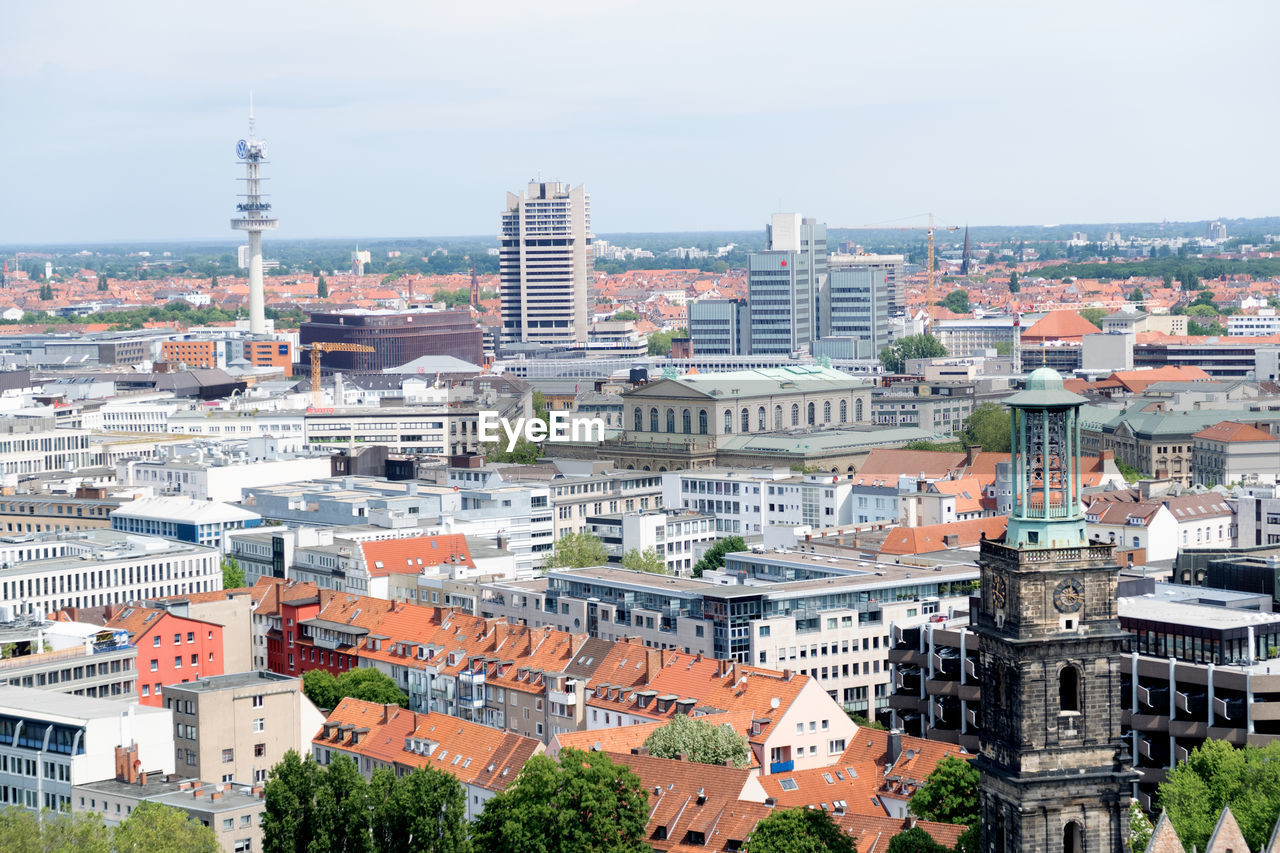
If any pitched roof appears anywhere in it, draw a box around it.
[1144,811,1185,853]
[359,534,473,577]
[853,448,967,482]
[1106,366,1212,393]
[1206,805,1250,853]
[552,710,760,765]
[1192,420,1278,444]
[1020,310,1102,342]
[879,517,1008,555]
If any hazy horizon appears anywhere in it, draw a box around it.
[3,0,1278,244]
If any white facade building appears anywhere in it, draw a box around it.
[662,468,854,536]
[0,686,173,812]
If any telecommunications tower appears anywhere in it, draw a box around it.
[231,98,277,334]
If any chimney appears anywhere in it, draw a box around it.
[630,747,649,756]
[675,753,688,762]
[138,771,147,787]
[645,648,663,681]
[211,791,223,801]
[965,445,981,466]
[782,669,793,681]
[888,730,903,764]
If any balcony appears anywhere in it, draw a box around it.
[769,760,794,774]
[549,690,577,706]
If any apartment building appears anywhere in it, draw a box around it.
[1191,420,1280,486]
[478,549,978,719]
[164,671,324,786]
[105,604,225,706]
[0,530,221,619]
[0,414,92,480]
[584,509,717,575]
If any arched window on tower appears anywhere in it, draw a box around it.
[1059,665,1080,713]
[1063,820,1083,853]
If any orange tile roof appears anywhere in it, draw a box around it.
[1192,420,1278,443]
[1105,366,1212,393]
[879,517,1008,556]
[359,534,473,577]
[852,448,967,482]
[1020,310,1101,342]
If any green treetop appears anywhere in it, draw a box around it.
[642,713,751,767]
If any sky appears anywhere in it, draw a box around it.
[2,0,1278,245]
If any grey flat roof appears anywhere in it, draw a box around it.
[165,670,298,693]
[1118,596,1280,630]
[0,685,169,723]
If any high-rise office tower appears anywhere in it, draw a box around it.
[747,214,827,355]
[499,181,592,347]
[817,255,890,359]
[688,299,752,356]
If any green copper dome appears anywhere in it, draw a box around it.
[1004,367,1088,409]
[1024,367,1064,391]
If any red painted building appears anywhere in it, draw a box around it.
[105,605,225,706]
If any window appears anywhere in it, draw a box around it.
[241,814,252,827]
[807,402,816,425]
[174,633,181,645]
[724,410,732,433]
[823,401,831,423]
[153,635,161,647]
[150,659,158,672]
[254,743,266,757]
[222,749,234,763]
[253,719,265,733]
[666,409,675,433]
[222,818,234,831]
[650,408,658,432]
[1059,666,1080,713]
[791,404,799,426]
[758,407,766,430]
[699,410,708,435]
[839,400,848,422]
[682,409,692,434]
[174,656,182,669]
[741,408,750,432]
[252,695,264,708]
[187,632,194,644]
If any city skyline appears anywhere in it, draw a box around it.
[3,1,1278,244]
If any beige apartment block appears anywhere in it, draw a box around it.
[164,671,324,786]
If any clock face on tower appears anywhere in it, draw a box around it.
[991,575,1008,609]
[1053,578,1084,613]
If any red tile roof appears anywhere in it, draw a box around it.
[1192,420,1277,443]
[879,517,1008,555]
[1020,310,1101,342]
[360,534,473,577]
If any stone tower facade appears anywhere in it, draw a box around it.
[973,368,1135,853]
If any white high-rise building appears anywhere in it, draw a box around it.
[499,181,591,346]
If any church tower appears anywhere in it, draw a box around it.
[973,368,1135,853]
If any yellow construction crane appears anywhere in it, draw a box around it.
[308,342,375,407]
[836,213,960,323]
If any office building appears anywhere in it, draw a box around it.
[0,530,221,620]
[110,497,263,550]
[164,671,323,786]
[499,180,592,346]
[0,686,173,812]
[827,253,904,316]
[748,214,827,355]
[688,299,751,356]
[0,414,92,481]
[300,310,484,371]
[818,255,890,359]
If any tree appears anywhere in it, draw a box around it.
[744,806,857,853]
[483,435,543,464]
[97,273,109,292]
[310,755,372,853]
[643,713,751,767]
[0,807,113,853]
[879,334,947,374]
[335,667,409,706]
[1157,739,1280,852]
[959,404,1011,453]
[39,284,54,301]
[937,289,970,314]
[221,555,245,589]
[113,800,220,853]
[262,750,321,853]
[1126,799,1153,853]
[317,275,329,298]
[1008,271,1019,293]
[542,531,609,570]
[909,756,980,826]
[1127,287,1144,302]
[621,547,665,574]
[1079,307,1108,327]
[647,327,686,356]
[370,766,470,853]
[302,669,340,710]
[844,711,887,730]
[691,535,746,578]
[886,826,949,853]
[612,309,640,321]
[472,748,649,853]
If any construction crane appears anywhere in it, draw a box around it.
[308,342,375,407]
[834,213,960,324]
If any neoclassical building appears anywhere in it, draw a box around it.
[602,365,874,471]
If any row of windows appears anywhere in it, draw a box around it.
[632,399,864,434]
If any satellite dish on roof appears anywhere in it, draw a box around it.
[770,697,780,709]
